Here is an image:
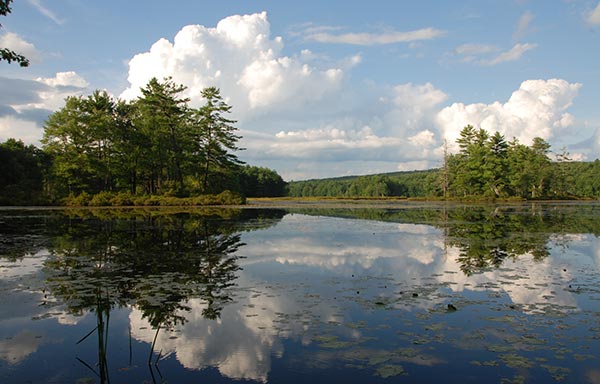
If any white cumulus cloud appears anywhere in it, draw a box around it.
[24,71,89,112]
[387,82,447,132]
[244,81,447,178]
[36,71,88,88]
[120,12,346,118]
[437,78,582,152]
[269,124,401,163]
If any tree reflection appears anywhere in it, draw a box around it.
[39,208,284,383]
[0,210,56,261]
[442,205,555,276]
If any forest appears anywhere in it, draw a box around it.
[288,125,600,200]
[0,78,286,206]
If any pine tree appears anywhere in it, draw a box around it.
[190,87,244,194]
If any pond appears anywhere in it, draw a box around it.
[1,202,600,383]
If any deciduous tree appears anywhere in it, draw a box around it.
[42,91,118,196]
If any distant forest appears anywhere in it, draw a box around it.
[0,78,286,206]
[289,125,600,200]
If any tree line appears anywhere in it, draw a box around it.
[0,78,286,205]
[287,172,439,198]
[4,101,600,204]
[289,125,600,200]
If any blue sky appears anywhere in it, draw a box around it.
[1,0,600,180]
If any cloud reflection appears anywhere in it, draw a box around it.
[126,214,600,381]
[0,330,47,364]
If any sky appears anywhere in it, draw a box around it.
[1,0,600,181]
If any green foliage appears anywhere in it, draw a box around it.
[0,47,28,66]
[287,171,437,198]
[568,160,600,197]
[0,138,49,205]
[109,191,135,206]
[133,77,190,195]
[60,190,245,207]
[189,86,245,194]
[452,125,494,196]
[63,192,91,207]
[42,91,119,197]
[89,191,114,206]
[213,190,246,205]
[447,127,560,199]
[239,165,287,197]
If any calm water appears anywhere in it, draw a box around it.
[1,203,600,383]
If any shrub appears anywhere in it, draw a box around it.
[89,191,114,207]
[144,195,162,206]
[57,189,246,207]
[63,192,91,206]
[110,192,135,206]
[158,196,181,206]
[131,195,149,206]
[216,190,246,205]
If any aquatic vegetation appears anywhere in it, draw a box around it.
[374,364,406,378]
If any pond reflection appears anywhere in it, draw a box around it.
[1,203,600,383]
[45,214,249,380]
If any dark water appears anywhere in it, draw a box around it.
[1,203,600,383]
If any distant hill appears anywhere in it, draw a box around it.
[287,169,440,198]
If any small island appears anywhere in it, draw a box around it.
[0,78,287,206]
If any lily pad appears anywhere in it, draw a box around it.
[499,353,533,369]
[374,364,406,378]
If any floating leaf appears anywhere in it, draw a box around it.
[375,364,406,378]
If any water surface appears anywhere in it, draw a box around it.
[1,203,600,383]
